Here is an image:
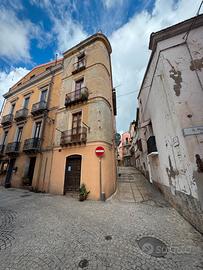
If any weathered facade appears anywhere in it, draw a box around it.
[136,14,203,232]
[0,59,63,191]
[117,132,131,166]
[0,33,117,200]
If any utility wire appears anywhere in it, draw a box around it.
[117,90,138,98]
[183,0,203,40]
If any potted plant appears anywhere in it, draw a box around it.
[22,176,31,186]
[79,183,90,201]
[80,88,89,101]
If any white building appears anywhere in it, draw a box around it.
[137,14,203,233]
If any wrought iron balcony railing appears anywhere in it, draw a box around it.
[15,108,28,121]
[31,101,47,116]
[65,87,89,107]
[5,142,20,155]
[23,138,41,153]
[1,114,13,126]
[72,58,86,74]
[147,136,158,155]
[60,127,87,146]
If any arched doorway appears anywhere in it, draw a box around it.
[64,155,81,194]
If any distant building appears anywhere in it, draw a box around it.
[136,14,203,233]
[117,132,131,166]
[0,33,117,200]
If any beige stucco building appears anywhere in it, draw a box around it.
[136,15,203,232]
[0,33,117,200]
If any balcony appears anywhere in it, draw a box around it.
[1,114,13,126]
[31,101,47,116]
[5,142,20,156]
[15,108,28,122]
[65,87,89,107]
[23,138,41,153]
[147,136,158,155]
[60,127,87,146]
[0,145,5,156]
[72,58,86,74]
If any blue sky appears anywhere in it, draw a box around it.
[0,0,202,132]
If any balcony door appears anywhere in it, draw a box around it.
[72,112,81,142]
[34,121,42,139]
[40,89,47,102]
[75,78,84,100]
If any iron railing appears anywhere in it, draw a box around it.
[15,108,28,121]
[31,101,47,115]
[147,136,158,154]
[72,58,86,74]
[60,127,87,146]
[65,87,89,107]
[1,114,13,126]
[23,138,41,152]
[5,142,20,155]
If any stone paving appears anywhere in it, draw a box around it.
[0,166,203,269]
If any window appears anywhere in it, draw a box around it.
[16,127,23,142]
[40,89,48,102]
[2,131,8,145]
[30,74,35,79]
[75,78,84,91]
[77,52,85,68]
[24,96,30,109]
[10,103,16,114]
[34,121,42,138]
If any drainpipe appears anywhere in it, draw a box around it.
[35,68,55,191]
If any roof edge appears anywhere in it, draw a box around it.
[149,14,203,52]
[63,33,112,57]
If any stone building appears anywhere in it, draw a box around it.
[117,132,131,166]
[136,14,203,232]
[0,33,117,200]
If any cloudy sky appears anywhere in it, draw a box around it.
[0,0,202,132]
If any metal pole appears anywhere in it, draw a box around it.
[99,158,102,200]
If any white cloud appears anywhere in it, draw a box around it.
[103,0,124,9]
[0,6,51,63]
[0,68,30,108]
[0,8,31,62]
[53,19,87,54]
[110,0,202,132]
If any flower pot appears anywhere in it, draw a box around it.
[79,194,86,201]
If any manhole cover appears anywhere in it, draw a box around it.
[105,235,112,241]
[78,259,89,268]
[137,237,168,257]
[20,194,31,197]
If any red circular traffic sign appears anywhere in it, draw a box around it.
[95,146,105,157]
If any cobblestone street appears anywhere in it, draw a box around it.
[0,167,203,269]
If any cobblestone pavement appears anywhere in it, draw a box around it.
[0,167,203,270]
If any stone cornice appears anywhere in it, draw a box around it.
[3,63,63,99]
[149,14,203,52]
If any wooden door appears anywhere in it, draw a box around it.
[72,112,81,142]
[5,158,16,188]
[64,155,81,193]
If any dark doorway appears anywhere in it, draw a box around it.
[5,158,16,188]
[27,157,36,185]
[64,155,81,193]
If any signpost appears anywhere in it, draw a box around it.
[95,146,105,201]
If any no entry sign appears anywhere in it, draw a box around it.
[95,146,105,157]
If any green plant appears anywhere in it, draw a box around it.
[79,183,90,201]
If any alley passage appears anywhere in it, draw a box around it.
[114,166,169,206]
[0,169,203,269]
